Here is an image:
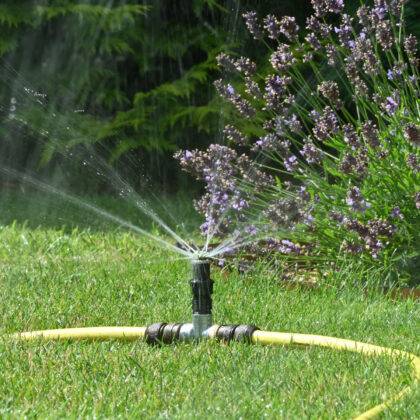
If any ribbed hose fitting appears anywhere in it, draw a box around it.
[145,323,185,345]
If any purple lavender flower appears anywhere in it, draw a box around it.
[367,218,396,237]
[223,125,247,146]
[318,81,342,108]
[312,106,340,141]
[404,123,420,147]
[245,77,261,99]
[404,34,419,66]
[244,225,258,236]
[215,54,257,77]
[270,44,296,72]
[252,133,290,154]
[376,20,394,50]
[407,154,419,173]
[352,35,380,75]
[300,140,322,164]
[415,192,420,210]
[264,195,309,229]
[216,53,236,73]
[372,0,388,23]
[263,14,281,40]
[330,0,345,13]
[384,91,400,115]
[346,186,370,212]
[234,57,257,76]
[389,0,406,16]
[362,121,380,148]
[263,74,291,111]
[231,194,249,211]
[279,16,299,41]
[340,147,368,177]
[344,218,369,236]
[357,5,371,30]
[330,211,345,223]
[343,124,361,149]
[214,79,256,117]
[325,44,338,65]
[386,63,405,81]
[284,114,302,133]
[342,216,396,259]
[364,237,383,259]
[343,241,363,255]
[284,154,299,172]
[306,15,321,32]
[298,186,311,202]
[243,11,263,40]
[311,0,328,18]
[278,239,302,254]
[335,14,354,49]
[340,153,358,174]
[344,58,369,96]
[305,33,322,50]
[390,206,404,219]
[311,0,344,17]
[404,34,418,56]
[175,144,249,236]
[303,52,314,63]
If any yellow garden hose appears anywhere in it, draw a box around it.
[11,326,419,419]
[12,326,146,341]
[251,331,420,420]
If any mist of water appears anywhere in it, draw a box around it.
[0,2,270,264]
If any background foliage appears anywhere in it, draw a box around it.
[0,1,418,190]
[0,0,313,190]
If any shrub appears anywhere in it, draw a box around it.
[176,0,420,285]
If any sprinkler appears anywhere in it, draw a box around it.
[9,259,420,419]
[145,259,258,345]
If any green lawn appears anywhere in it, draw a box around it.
[0,208,419,418]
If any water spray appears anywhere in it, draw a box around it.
[9,259,420,420]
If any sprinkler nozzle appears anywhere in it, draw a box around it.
[191,260,213,338]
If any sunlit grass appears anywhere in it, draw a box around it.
[0,222,418,418]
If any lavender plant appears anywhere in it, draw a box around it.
[176,0,419,284]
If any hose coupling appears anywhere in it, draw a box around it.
[215,324,259,343]
[145,322,184,345]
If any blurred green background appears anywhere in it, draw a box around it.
[0,0,419,193]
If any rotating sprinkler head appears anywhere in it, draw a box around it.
[190,259,213,338]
